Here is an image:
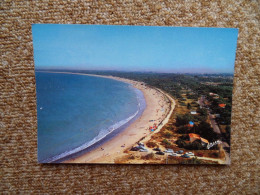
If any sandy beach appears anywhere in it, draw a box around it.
[37,71,175,163]
[38,72,225,165]
[40,71,175,164]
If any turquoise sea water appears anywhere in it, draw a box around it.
[36,72,145,162]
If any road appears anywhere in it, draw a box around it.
[209,114,221,134]
[198,96,230,164]
[198,95,206,108]
[196,156,225,164]
[198,96,221,134]
[165,151,225,164]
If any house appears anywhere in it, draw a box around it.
[189,133,209,147]
[213,95,219,99]
[188,121,194,127]
[209,92,219,99]
[219,104,226,108]
[215,114,220,118]
[189,133,200,142]
[200,138,209,146]
[190,111,197,115]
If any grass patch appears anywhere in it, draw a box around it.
[128,155,135,160]
[164,131,173,138]
[181,157,203,164]
[141,153,155,160]
[162,139,171,146]
[146,142,158,148]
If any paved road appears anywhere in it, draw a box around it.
[209,114,221,134]
[198,95,206,108]
[198,96,230,163]
[198,96,221,134]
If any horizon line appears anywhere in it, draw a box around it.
[35,68,234,75]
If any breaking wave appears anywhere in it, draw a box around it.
[40,87,145,163]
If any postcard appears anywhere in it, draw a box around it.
[32,24,238,164]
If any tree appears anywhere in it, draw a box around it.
[176,139,187,148]
[164,132,173,138]
[197,107,207,117]
[224,125,231,145]
[162,139,171,146]
[187,103,191,110]
[188,140,204,150]
[196,121,220,142]
[177,126,188,134]
[176,114,193,126]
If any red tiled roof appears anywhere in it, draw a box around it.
[219,104,226,108]
[189,133,200,139]
[200,138,209,144]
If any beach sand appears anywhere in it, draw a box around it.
[54,73,175,164]
[38,71,175,164]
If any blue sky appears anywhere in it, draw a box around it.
[32,24,238,73]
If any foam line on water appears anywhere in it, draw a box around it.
[40,86,145,163]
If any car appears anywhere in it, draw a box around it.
[186,152,194,156]
[153,147,161,152]
[181,154,190,158]
[169,153,178,157]
[138,142,144,146]
[155,151,165,155]
[130,147,139,151]
[138,145,146,150]
[164,149,174,153]
[177,150,184,154]
[139,149,148,152]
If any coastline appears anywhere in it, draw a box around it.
[41,71,175,164]
[36,71,175,164]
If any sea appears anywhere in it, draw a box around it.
[36,72,146,163]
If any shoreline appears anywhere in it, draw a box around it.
[36,71,175,164]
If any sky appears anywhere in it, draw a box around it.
[32,24,238,73]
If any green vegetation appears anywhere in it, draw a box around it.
[195,121,220,142]
[208,96,232,125]
[176,114,193,127]
[162,139,171,146]
[142,153,155,160]
[146,142,158,148]
[210,152,220,158]
[164,132,173,138]
[177,126,189,134]
[46,70,233,160]
[196,107,207,121]
[187,103,191,110]
[176,139,206,150]
[181,157,202,164]
[222,125,231,145]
